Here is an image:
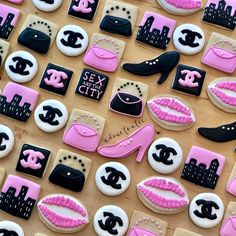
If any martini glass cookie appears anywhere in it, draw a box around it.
[0,221,24,236]
[137,176,189,214]
[207,77,236,113]
[37,194,90,233]
[32,0,63,12]
[0,125,14,159]
[147,95,196,131]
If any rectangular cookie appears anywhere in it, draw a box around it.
[173,227,202,236]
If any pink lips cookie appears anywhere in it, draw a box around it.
[208,78,236,113]
[37,194,89,233]
[6,0,24,4]
[137,176,189,214]
[147,95,196,131]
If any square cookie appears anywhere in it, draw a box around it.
[0,4,20,40]
[220,201,236,236]
[39,63,73,96]
[181,146,225,189]
[15,144,51,178]
[136,11,176,50]
[201,32,236,74]
[49,149,92,192]
[0,174,41,219]
[127,210,168,236]
[0,82,39,122]
[83,33,126,72]
[63,108,106,152]
[202,0,236,30]
[68,0,99,22]
[226,161,236,196]
[173,228,202,236]
[0,39,9,67]
[100,0,138,37]
[75,68,109,101]
[109,78,149,117]
[17,14,58,55]
[172,64,206,96]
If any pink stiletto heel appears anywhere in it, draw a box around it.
[97,124,155,163]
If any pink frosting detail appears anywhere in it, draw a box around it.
[210,87,236,107]
[38,205,86,229]
[44,69,68,88]
[128,227,159,236]
[166,0,202,9]
[7,0,23,4]
[216,81,236,92]
[42,195,87,217]
[178,70,201,88]
[72,0,95,13]
[226,176,236,196]
[138,185,188,209]
[220,216,236,236]
[0,4,20,26]
[144,178,185,197]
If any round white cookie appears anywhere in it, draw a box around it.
[0,221,24,236]
[173,24,205,55]
[93,205,129,236]
[0,125,14,159]
[34,99,68,133]
[5,51,38,83]
[32,0,63,12]
[189,193,224,228]
[148,137,183,174]
[95,162,131,196]
[56,25,89,56]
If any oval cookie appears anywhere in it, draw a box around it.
[147,95,196,131]
[37,194,89,233]
[207,77,236,113]
[137,176,189,214]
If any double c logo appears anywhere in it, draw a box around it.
[0,132,9,151]
[39,105,63,126]
[178,29,203,48]
[9,56,33,75]
[61,30,84,48]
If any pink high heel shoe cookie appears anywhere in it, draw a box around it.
[97,124,155,163]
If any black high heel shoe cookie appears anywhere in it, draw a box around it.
[122,51,180,84]
[198,121,236,142]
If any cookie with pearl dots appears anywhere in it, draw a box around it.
[48,149,92,192]
[0,39,9,67]
[127,210,168,236]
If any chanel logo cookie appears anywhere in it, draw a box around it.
[5,51,38,83]
[0,125,14,159]
[32,0,63,12]
[48,149,92,192]
[15,144,51,178]
[0,221,24,236]
[0,39,9,67]
[56,24,89,56]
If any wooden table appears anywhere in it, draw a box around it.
[0,0,235,235]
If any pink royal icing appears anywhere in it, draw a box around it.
[72,0,95,13]
[226,176,236,196]
[0,4,20,26]
[220,216,236,236]
[178,70,201,88]
[128,227,159,236]
[216,81,236,92]
[166,0,202,9]
[6,0,24,4]
[44,69,68,88]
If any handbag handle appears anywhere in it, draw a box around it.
[213,39,236,53]
[105,5,132,20]
[117,81,143,97]
[94,37,120,54]
[28,21,52,37]
[74,113,101,130]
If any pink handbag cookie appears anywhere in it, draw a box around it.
[63,109,106,152]
[202,32,236,74]
[83,33,125,72]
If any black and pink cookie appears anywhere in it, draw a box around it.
[172,64,206,96]
[16,144,51,178]
[39,63,73,96]
[75,68,109,101]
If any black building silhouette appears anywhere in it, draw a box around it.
[136,16,170,50]
[0,185,36,219]
[0,94,32,122]
[0,13,15,40]
[181,158,220,189]
[203,0,236,30]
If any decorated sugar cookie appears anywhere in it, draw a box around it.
[17,14,58,55]
[226,162,236,196]
[0,125,14,159]
[0,221,24,236]
[5,51,38,83]
[63,109,105,152]
[207,77,236,113]
[137,176,189,214]
[100,0,138,37]
[181,146,225,189]
[189,192,224,228]
[37,194,89,233]
[34,99,69,133]
[39,63,73,96]
[93,205,129,236]
[147,95,196,131]
[0,39,9,67]
[0,174,41,219]
[15,144,51,178]
[32,0,63,12]
[148,137,183,174]
[35,234,47,236]
[6,0,24,4]
[95,162,131,196]
[173,227,202,236]
[49,149,92,192]
[127,210,168,236]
